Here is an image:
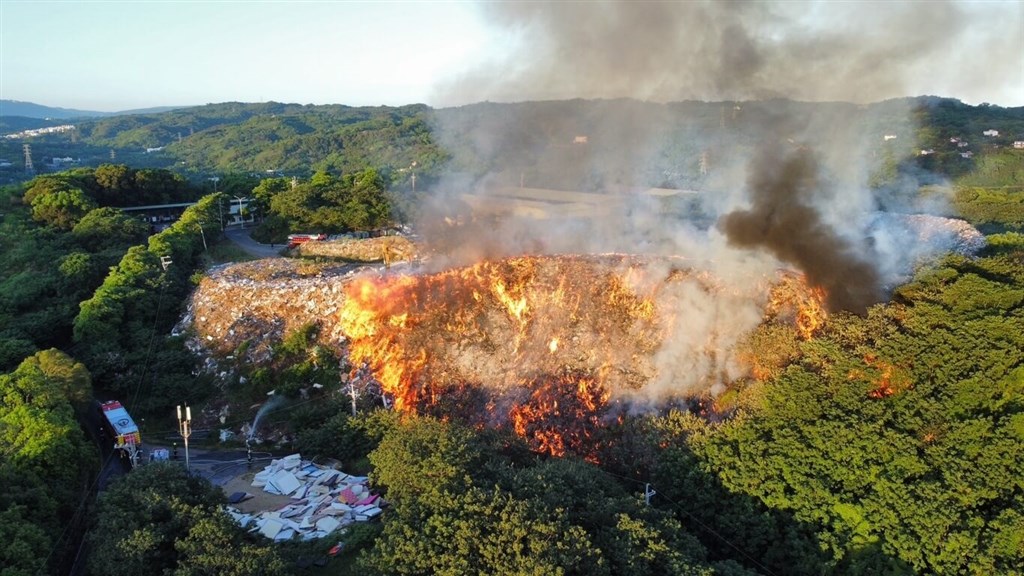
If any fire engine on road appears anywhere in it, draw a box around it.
[99,400,143,468]
[286,233,327,249]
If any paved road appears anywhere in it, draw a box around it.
[223,225,285,259]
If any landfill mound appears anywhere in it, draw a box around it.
[225,453,384,543]
[867,213,987,266]
[182,259,376,363]
[291,235,417,262]
[183,214,984,370]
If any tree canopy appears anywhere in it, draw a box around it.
[0,349,97,575]
[88,463,285,576]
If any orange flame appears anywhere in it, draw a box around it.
[862,353,910,399]
[766,273,828,340]
[337,256,820,455]
[509,371,610,460]
[795,285,826,340]
[338,256,662,414]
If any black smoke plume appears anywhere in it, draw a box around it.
[719,147,882,313]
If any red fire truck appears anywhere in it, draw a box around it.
[286,233,327,248]
[99,400,142,467]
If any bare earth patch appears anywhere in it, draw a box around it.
[221,470,294,514]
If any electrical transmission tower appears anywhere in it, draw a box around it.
[23,144,34,174]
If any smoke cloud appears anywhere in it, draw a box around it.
[719,146,882,313]
[435,1,1022,107]
[404,0,1007,402]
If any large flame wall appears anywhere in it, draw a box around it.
[337,255,786,415]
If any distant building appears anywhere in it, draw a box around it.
[2,124,76,139]
[1013,141,1024,149]
[950,137,961,143]
[983,129,1000,137]
[883,134,898,141]
[146,146,165,153]
[573,136,589,144]
[50,156,78,168]
[961,151,974,159]
[958,141,969,148]
[919,149,935,156]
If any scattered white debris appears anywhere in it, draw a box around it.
[225,453,385,543]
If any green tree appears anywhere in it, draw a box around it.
[173,509,287,576]
[691,254,1024,574]
[30,188,97,229]
[0,504,50,576]
[88,463,284,576]
[369,415,482,507]
[366,486,605,576]
[92,163,135,205]
[0,350,97,575]
[72,207,149,251]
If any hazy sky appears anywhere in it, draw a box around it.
[1,0,1021,112]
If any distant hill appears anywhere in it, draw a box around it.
[0,99,186,119]
[0,115,65,133]
[0,97,1020,190]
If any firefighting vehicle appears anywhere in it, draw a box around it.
[99,400,142,468]
[286,233,327,248]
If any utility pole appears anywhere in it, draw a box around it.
[177,404,192,472]
[644,483,656,506]
[197,222,207,250]
[233,196,246,228]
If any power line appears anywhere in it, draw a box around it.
[580,460,780,576]
[36,449,120,576]
[128,266,170,415]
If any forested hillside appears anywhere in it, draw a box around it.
[3,97,1022,192]
[0,169,220,573]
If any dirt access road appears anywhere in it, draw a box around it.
[224,225,285,259]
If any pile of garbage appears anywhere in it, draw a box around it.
[181,256,426,366]
[291,235,417,262]
[180,259,362,364]
[225,453,384,542]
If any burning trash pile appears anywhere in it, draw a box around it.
[185,253,825,459]
[225,453,384,542]
[337,254,822,456]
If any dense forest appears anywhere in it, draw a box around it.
[0,98,1022,575]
